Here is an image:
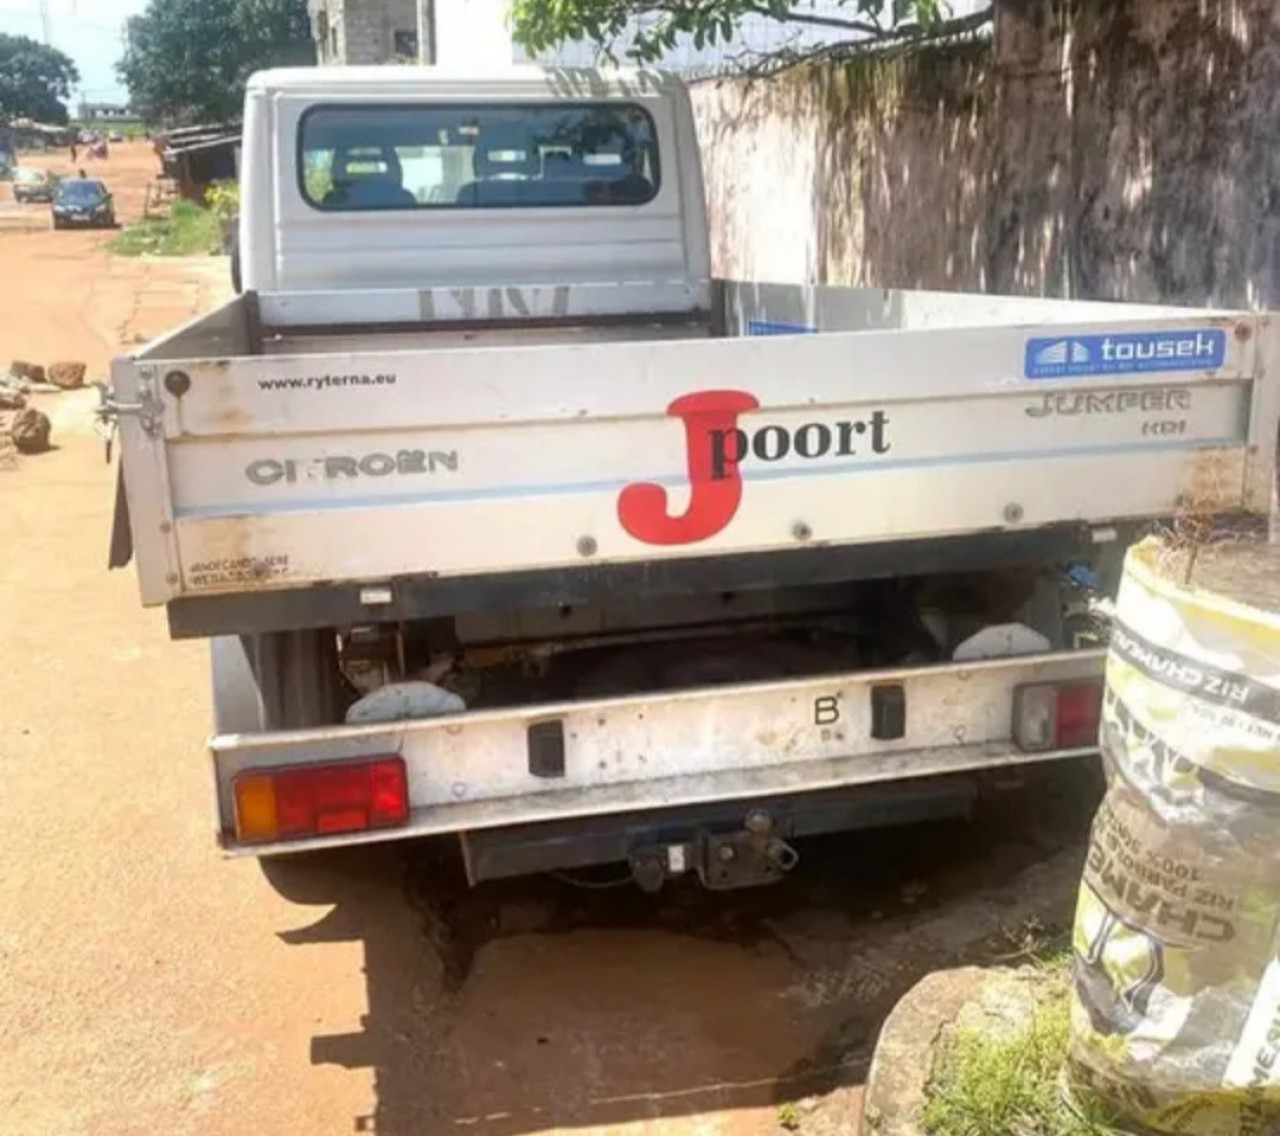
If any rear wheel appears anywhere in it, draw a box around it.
[211,630,343,734]
[212,631,351,900]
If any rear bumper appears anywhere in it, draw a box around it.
[211,648,1105,858]
[53,213,110,226]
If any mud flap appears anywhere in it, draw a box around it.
[107,461,132,569]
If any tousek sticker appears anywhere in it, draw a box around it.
[616,389,891,546]
[1025,329,1227,380]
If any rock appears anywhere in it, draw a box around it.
[10,407,52,455]
[862,965,1056,1136]
[951,965,1052,1041]
[47,362,87,390]
[9,361,46,385]
[0,388,25,411]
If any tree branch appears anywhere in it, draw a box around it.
[874,5,994,45]
[512,0,995,69]
[648,2,991,46]
[741,5,884,35]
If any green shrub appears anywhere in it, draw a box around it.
[204,180,239,226]
[922,966,1115,1136]
[109,199,222,257]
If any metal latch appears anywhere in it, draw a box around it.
[94,381,163,462]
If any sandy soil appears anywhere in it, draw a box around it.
[0,141,1103,1136]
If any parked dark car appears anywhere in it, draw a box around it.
[52,177,115,229]
[13,167,57,204]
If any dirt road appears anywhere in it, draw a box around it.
[0,143,1102,1136]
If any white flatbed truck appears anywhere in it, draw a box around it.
[106,65,1280,892]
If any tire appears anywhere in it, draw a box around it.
[210,630,342,734]
[211,631,355,901]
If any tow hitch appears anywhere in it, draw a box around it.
[628,809,799,892]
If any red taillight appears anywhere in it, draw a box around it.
[233,757,408,845]
[1013,680,1103,752]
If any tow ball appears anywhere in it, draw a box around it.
[628,809,800,893]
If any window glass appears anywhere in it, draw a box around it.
[55,180,106,204]
[299,102,660,210]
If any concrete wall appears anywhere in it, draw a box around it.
[308,0,513,66]
[309,0,420,64]
[692,0,1280,309]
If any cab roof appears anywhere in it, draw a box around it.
[246,65,685,101]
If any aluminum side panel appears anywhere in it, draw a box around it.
[125,312,1261,602]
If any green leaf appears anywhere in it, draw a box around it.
[0,34,79,122]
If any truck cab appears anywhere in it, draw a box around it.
[240,66,709,303]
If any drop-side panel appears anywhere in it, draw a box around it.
[117,306,1263,603]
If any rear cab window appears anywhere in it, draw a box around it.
[298,102,660,211]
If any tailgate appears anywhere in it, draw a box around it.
[115,301,1272,606]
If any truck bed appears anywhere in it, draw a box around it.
[111,281,1279,636]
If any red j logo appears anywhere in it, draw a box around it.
[617,390,891,546]
[617,390,760,546]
